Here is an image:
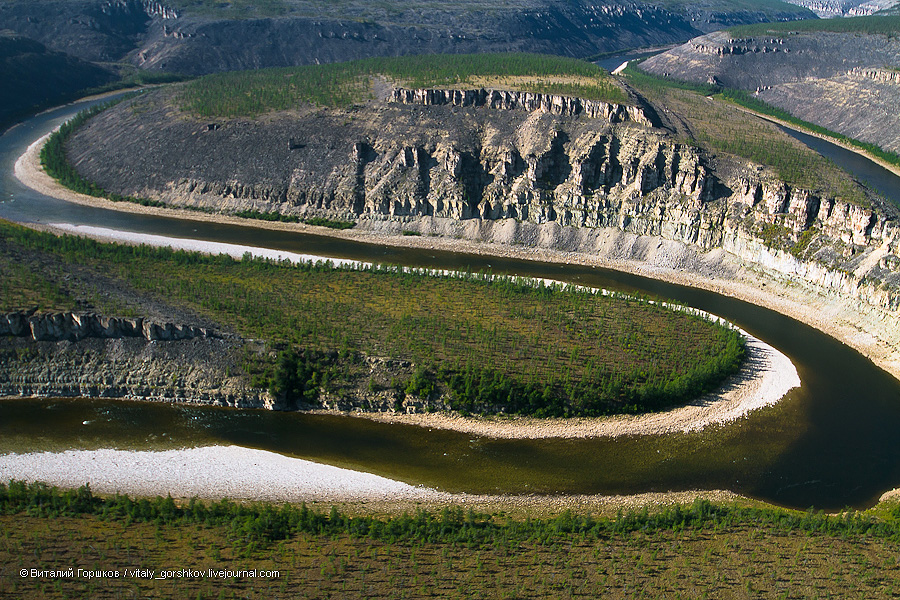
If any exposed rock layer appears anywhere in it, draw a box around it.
[0,311,216,343]
[389,88,655,127]
[0,336,268,408]
[65,89,900,317]
[641,29,900,153]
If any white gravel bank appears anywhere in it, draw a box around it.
[0,445,743,510]
[0,446,448,502]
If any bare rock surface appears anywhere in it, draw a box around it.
[641,29,900,153]
[66,88,900,318]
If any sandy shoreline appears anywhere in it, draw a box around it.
[0,445,740,513]
[14,124,900,387]
[5,112,896,507]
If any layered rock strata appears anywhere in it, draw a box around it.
[0,335,269,407]
[389,88,655,127]
[0,311,216,342]
[65,89,900,316]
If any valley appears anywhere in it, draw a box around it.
[3,6,900,598]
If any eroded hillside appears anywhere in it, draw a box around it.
[0,0,814,75]
[640,18,900,153]
[62,72,900,316]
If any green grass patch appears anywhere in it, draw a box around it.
[1,220,744,417]
[178,53,626,117]
[5,488,900,599]
[5,481,900,545]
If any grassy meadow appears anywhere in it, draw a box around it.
[0,219,743,416]
[177,53,628,117]
[3,482,900,599]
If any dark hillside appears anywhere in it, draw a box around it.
[0,0,814,77]
[0,33,115,131]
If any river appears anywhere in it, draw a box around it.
[1,94,900,510]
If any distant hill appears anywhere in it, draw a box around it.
[0,32,115,131]
[0,0,815,76]
[639,16,900,153]
[777,0,899,18]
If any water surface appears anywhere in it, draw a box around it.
[2,93,900,510]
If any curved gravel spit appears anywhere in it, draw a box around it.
[0,445,741,511]
[0,446,449,503]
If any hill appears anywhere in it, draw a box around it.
[639,16,900,153]
[0,32,115,131]
[0,0,815,76]
[49,54,900,331]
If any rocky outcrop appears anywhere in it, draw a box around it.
[779,0,898,18]
[851,67,900,84]
[0,311,216,342]
[100,0,178,20]
[0,335,270,408]
[389,88,655,127]
[65,88,900,315]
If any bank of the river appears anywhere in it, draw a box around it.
[15,125,900,388]
[729,102,900,180]
[320,330,797,439]
[0,445,740,514]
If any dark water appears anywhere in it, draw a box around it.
[779,126,900,210]
[2,95,900,510]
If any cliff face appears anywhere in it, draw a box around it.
[66,88,900,314]
[0,333,270,408]
[640,29,900,152]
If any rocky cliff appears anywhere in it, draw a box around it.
[640,27,900,152]
[0,311,217,342]
[0,331,269,407]
[65,87,900,316]
[388,88,656,126]
[0,0,813,76]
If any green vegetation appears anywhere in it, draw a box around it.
[4,481,900,598]
[718,87,900,170]
[179,53,626,117]
[39,99,166,209]
[623,64,871,206]
[5,481,900,545]
[730,14,900,36]
[1,219,744,417]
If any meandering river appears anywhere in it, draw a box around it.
[2,94,900,510]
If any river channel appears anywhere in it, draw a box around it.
[1,94,900,511]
